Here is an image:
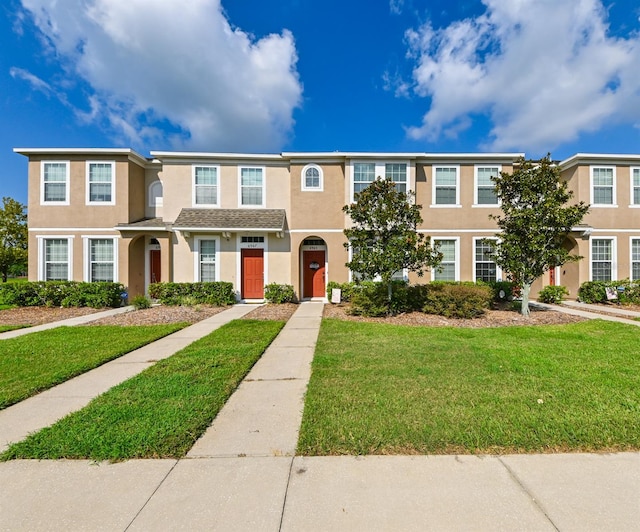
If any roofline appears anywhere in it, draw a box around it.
[284,152,525,160]
[150,151,284,161]
[173,227,283,232]
[13,147,150,166]
[559,153,640,170]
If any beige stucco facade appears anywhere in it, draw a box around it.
[15,148,640,301]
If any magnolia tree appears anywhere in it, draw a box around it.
[343,178,442,303]
[490,156,589,316]
[0,197,27,282]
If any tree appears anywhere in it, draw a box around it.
[343,178,442,305]
[489,156,589,316]
[0,197,28,282]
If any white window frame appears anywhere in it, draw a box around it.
[590,166,617,207]
[346,243,407,282]
[473,237,502,282]
[194,237,220,282]
[590,237,617,281]
[238,166,265,207]
[474,165,501,207]
[630,167,640,207]
[432,166,461,207]
[631,237,640,281]
[148,180,163,208]
[301,163,324,192]
[85,161,115,205]
[37,235,74,281]
[41,161,70,205]
[82,236,119,282]
[349,160,409,202]
[432,237,460,281]
[192,165,220,207]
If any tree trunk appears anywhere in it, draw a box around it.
[520,282,531,317]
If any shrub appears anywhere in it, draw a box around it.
[422,283,492,318]
[264,283,296,304]
[131,295,152,310]
[0,281,125,308]
[538,285,569,304]
[578,280,640,305]
[147,282,236,306]
[326,281,359,303]
[347,280,413,317]
[484,280,517,302]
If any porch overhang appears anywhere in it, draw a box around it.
[571,224,593,239]
[115,218,172,233]
[172,208,287,238]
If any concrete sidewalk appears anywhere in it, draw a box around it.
[1,301,640,530]
[0,304,255,453]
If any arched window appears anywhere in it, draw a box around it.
[301,164,323,191]
[149,180,163,207]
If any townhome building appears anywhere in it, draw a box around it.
[14,148,640,301]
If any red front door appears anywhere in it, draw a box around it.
[303,250,326,298]
[549,267,557,286]
[150,250,161,284]
[242,248,264,299]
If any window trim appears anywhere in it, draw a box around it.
[473,164,502,207]
[238,166,266,208]
[192,164,220,207]
[148,180,163,208]
[301,163,324,192]
[349,160,410,203]
[82,236,119,282]
[590,165,617,207]
[630,167,640,207]
[431,165,461,207]
[40,161,70,205]
[85,161,115,205]
[589,236,617,281]
[346,243,407,282]
[473,237,502,282]
[37,235,74,281]
[631,237,640,281]
[194,236,220,282]
[432,237,460,281]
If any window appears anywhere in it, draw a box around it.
[199,240,217,282]
[475,239,499,282]
[632,239,640,281]
[591,238,615,281]
[351,161,409,200]
[591,166,615,205]
[87,162,115,204]
[433,239,458,281]
[302,164,323,191]
[239,167,264,207]
[241,236,265,243]
[87,238,116,282]
[475,166,500,205]
[149,180,163,207]
[41,161,69,204]
[433,166,459,205]
[193,165,219,206]
[41,238,72,281]
[632,168,640,205]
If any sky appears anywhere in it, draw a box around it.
[2,0,640,205]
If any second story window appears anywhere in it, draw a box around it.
[240,167,264,207]
[433,166,459,205]
[385,163,407,193]
[353,163,375,198]
[632,168,640,205]
[42,161,69,204]
[302,164,323,191]
[87,162,115,204]
[591,166,615,205]
[193,165,219,206]
[351,161,408,200]
[475,166,500,205]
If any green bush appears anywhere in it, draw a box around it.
[264,283,296,303]
[131,295,152,310]
[422,283,492,318]
[326,281,359,302]
[578,280,640,304]
[148,282,236,306]
[484,280,517,302]
[348,281,413,317]
[538,285,569,304]
[0,281,125,308]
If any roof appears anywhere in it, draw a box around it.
[115,218,171,231]
[172,209,287,232]
[13,147,150,167]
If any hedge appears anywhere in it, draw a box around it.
[148,282,236,306]
[0,281,126,308]
[578,280,640,304]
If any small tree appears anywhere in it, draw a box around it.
[343,178,442,308]
[490,156,589,316]
[0,197,28,282]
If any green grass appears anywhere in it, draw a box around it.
[0,324,185,409]
[298,319,640,455]
[1,320,284,461]
[0,324,27,333]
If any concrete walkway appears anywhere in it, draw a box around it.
[1,301,640,530]
[533,299,640,326]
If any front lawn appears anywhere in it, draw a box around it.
[1,320,284,460]
[0,324,185,409]
[298,319,640,455]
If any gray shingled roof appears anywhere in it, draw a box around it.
[172,209,286,231]
[116,218,170,231]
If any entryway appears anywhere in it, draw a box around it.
[241,248,264,299]
[301,237,327,299]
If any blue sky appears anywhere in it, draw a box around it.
[2,0,640,205]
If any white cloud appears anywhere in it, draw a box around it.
[390,0,405,15]
[18,0,302,151]
[404,0,640,152]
